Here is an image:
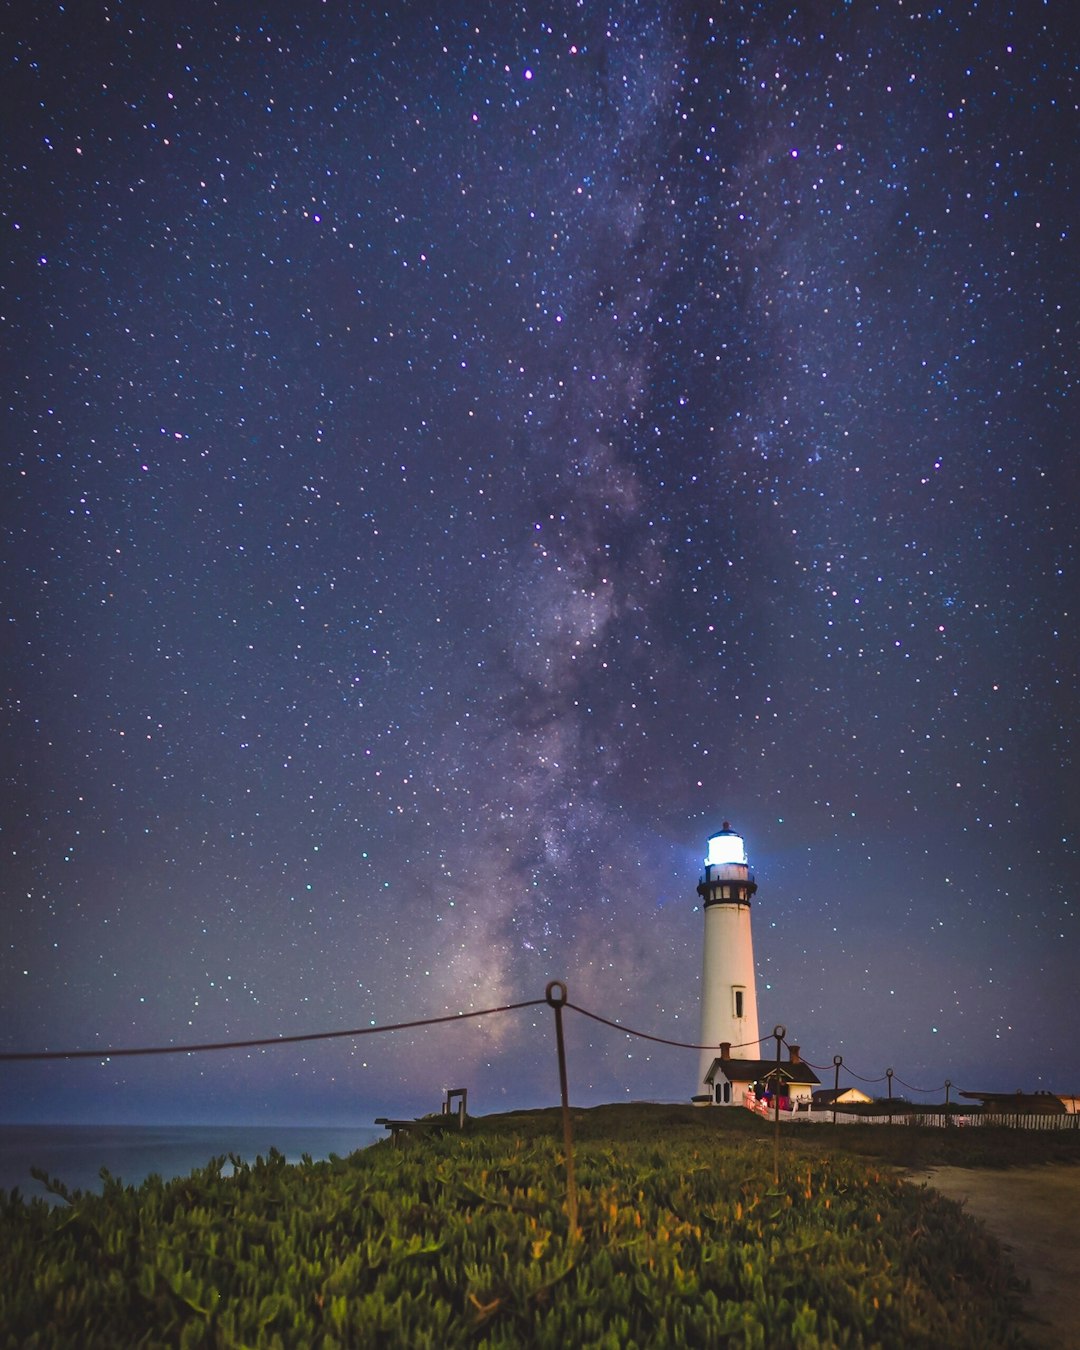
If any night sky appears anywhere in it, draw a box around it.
[3,2,1076,1126]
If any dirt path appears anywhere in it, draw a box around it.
[907,1165,1080,1348]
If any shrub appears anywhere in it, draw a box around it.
[0,1106,1032,1347]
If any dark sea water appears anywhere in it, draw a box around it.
[0,1124,383,1204]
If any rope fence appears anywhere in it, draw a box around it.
[834,1065,890,1086]
[892,1072,949,1096]
[0,999,548,1063]
[0,983,1038,1106]
[3,982,1074,1223]
[563,1002,770,1053]
[789,1048,944,1096]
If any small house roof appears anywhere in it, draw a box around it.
[704,1057,821,1087]
[958,1090,1067,1114]
[812,1087,872,1105]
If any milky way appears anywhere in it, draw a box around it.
[2,3,1076,1123]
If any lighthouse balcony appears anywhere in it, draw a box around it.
[697,875,757,905]
[704,862,754,883]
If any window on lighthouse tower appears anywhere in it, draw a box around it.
[733,987,745,1019]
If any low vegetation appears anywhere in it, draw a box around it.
[3,1102,1068,1347]
[790,1114,1080,1172]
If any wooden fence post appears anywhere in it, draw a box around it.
[772,1025,786,1186]
[546,981,578,1236]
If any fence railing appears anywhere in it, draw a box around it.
[785,1109,1079,1130]
[4,982,1076,1150]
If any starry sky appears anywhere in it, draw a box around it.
[2,2,1076,1126]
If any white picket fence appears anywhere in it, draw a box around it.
[783,1109,1079,1130]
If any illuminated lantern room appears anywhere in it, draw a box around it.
[705,826,747,868]
[698,822,757,908]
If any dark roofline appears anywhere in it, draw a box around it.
[704,1057,821,1086]
[958,1090,1067,1113]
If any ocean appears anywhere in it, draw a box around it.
[0,1124,383,1204]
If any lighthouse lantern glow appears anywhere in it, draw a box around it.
[705,831,747,868]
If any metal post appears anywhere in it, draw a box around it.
[773,1024,786,1185]
[546,981,578,1235]
[944,1079,951,1127]
[886,1068,893,1125]
[832,1056,843,1125]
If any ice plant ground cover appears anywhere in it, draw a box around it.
[4,1103,1071,1348]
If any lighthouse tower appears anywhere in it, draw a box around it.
[696,823,760,1095]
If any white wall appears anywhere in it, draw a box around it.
[697,901,759,1089]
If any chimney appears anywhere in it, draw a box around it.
[788,1045,801,1064]
[719,1042,731,1059]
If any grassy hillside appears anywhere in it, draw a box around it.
[484,1101,1080,1167]
[2,1102,1062,1347]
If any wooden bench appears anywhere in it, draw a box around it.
[375,1092,468,1145]
[374,1117,433,1146]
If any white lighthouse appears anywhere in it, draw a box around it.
[695,823,760,1097]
